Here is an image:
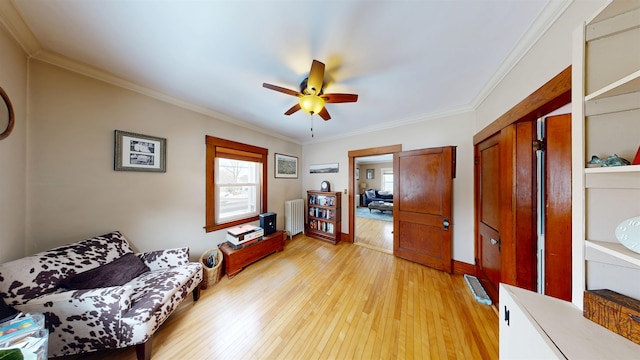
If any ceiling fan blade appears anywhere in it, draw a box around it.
[322,93,358,103]
[306,60,325,95]
[284,103,301,115]
[318,107,331,121]
[263,83,301,97]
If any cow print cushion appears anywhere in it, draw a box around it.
[61,253,150,290]
[0,231,134,306]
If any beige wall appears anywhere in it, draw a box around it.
[26,61,302,259]
[0,24,28,263]
[303,111,476,263]
[357,163,393,191]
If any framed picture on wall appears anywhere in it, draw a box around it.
[309,163,339,174]
[355,168,360,180]
[275,153,298,178]
[366,169,374,179]
[114,130,166,172]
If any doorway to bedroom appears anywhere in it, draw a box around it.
[354,153,394,253]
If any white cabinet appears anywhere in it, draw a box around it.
[571,0,640,306]
[500,284,640,359]
[499,285,562,359]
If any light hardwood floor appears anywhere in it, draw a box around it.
[355,214,393,253]
[64,235,498,359]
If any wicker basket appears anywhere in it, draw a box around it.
[199,248,223,289]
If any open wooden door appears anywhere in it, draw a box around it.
[394,146,455,273]
[543,114,572,301]
[476,134,502,300]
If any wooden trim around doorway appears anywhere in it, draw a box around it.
[347,145,402,243]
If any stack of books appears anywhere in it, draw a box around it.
[226,224,264,249]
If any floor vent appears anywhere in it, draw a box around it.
[464,274,492,305]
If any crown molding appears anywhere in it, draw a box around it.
[470,0,573,110]
[0,0,40,55]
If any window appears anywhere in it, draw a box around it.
[205,136,268,232]
[381,168,394,192]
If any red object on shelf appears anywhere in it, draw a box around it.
[632,145,640,165]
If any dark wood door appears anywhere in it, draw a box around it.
[475,123,537,303]
[544,114,572,301]
[394,146,455,273]
[476,134,501,298]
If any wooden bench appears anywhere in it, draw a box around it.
[219,230,285,278]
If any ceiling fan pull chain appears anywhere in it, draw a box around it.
[310,116,314,138]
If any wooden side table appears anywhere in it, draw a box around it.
[219,230,285,278]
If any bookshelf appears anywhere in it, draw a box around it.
[306,191,341,244]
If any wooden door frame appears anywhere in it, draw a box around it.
[347,145,403,243]
[474,66,571,296]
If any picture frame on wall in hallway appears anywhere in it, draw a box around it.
[275,153,298,178]
[114,130,166,172]
[366,169,374,179]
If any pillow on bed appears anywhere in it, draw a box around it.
[61,253,150,290]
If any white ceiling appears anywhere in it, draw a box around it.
[4,0,569,144]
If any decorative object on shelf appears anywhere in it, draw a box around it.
[114,130,166,172]
[615,216,640,254]
[0,86,14,141]
[602,154,630,167]
[309,163,339,174]
[366,169,374,179]
[632,146,640,165]
[274,153,298,178]
[584,289,640,346]
[587,155,604,167]
[321,180,330,192]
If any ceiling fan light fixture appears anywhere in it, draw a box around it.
[299,95,325,115]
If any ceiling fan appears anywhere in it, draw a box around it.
[262,60,358,121]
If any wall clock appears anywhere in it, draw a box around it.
[321,180,330,192]
[0,86,14,141]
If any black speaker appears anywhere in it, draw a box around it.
[260,212,277,236]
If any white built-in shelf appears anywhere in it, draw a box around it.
[585,70,640,102]
[585,239,640,268]
[584,165,640,188]
[585,164,640,174]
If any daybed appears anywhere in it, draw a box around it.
[0,231,203,360]
[362,189,393,205]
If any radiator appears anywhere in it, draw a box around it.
[285,199,305,239]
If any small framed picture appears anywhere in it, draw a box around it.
[355,168,360,180]
[275,153,298,178]
[309,163,339,174]
[114,130,166,172]
[366,169,374,179]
